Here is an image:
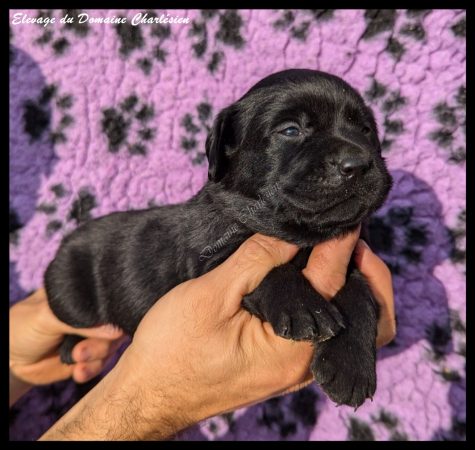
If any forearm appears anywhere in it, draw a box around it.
[9,369,32,407]
[39,351,192,441]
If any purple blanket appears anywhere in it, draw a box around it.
[9,9,466,441]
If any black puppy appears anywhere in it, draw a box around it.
[45,69,392,408]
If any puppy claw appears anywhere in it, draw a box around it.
[275,314,291,338]
[312,331,376,408]
[59,334,86,365]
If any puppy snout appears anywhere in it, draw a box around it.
[338,156,370,179]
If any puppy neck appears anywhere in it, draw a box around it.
[199,182,333,247]
[199,182,308,247]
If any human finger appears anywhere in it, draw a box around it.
[354,239,396,347]
[303,226,361,299]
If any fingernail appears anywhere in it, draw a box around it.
[359,239,370,249]
[101,324,122,336]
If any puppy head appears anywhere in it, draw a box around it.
[206,69,392,241]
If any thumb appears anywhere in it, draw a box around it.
[302,226,361,299]
[204,233,298,311]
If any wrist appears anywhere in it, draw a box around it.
[40,346,196,440]
[110,348,197,439]
[121,343,239,429]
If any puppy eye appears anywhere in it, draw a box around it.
[361,126,372,135]
[280,126,301,137]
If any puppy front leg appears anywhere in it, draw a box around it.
[312,269,378,408]
[242,264,345,342]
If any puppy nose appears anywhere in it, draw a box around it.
[338,157,370,178]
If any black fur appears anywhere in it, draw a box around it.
[45,69,392,408]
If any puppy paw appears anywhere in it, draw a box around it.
[311,329,376,409]
[242,292,345,342]
[59,335,86,365]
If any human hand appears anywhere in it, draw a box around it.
[354,239,396,348]
[94,230,388,437]
[9,288,124,388]
[124,230,395,426]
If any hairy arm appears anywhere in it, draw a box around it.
[40,353,187,440]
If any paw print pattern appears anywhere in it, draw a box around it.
[188,10,245,73]
[367,195,463,282]
[370,409,409,441]
[424,309,465,439]
[399,14,427,41]
[451,16,466,38]
[364,80,407,152]
[114,10,172,75]
[362,9,397,40]
[425,300,466,382]
[367,205,444,275]
[23,83,74,145]
[362,10,405,62]
[36,185,98,237]
[101,94,156,155]
[33,9,90,55]
[9,209,23,245]
[257,387,319,438]
[363,10,434,62]
[180,102,213,165]
[272,9,335,41]
[258,398,297,438]
[434,417,466,441]
[68,188,97,224]
[447,209,466,265]
[347,417,375,441]
[425,319,452,361]
[429,87,466,164]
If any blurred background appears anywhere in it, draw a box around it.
[9,9,466,441]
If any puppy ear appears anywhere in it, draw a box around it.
[205,106,235,182]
